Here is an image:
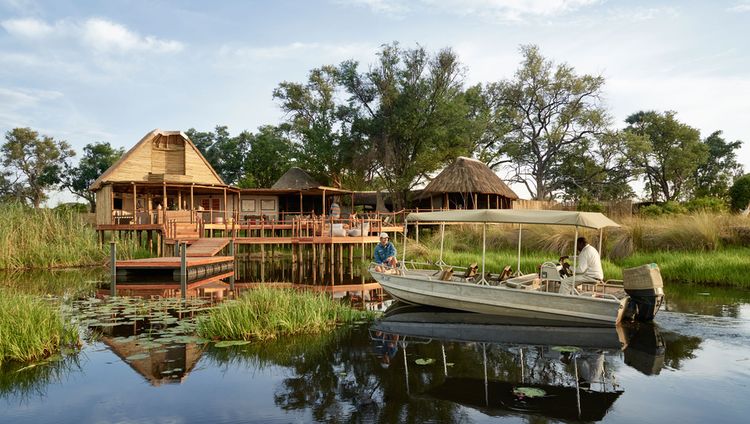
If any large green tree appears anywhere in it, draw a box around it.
[239,125,296,188]
[338,43,476,208]
[552,131,635,202]
[623,111,706,202]
[273,66,363,188]
[1,128,75,208]
[494,45,608,200]
[729,174,750,212]
[63,142,124,212]
[692,130,743,199]
[185,126,247,185]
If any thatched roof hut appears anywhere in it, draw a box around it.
[420,157,518,210]
[271,167,322,190]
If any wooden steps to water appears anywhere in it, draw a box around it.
[185,238,230,257]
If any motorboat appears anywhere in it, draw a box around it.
[368,209,664,325]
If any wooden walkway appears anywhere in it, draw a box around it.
[185,238,230,257]
[116,256,233,269]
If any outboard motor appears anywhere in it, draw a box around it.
[622,264,665,322]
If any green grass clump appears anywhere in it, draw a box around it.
[197,287,376,341]
[0,202,147,270]
[0,291,79,365]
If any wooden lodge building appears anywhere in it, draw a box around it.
[90,130,517,254]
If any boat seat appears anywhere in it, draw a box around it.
[437,267,454,281]
[503,273,542,290]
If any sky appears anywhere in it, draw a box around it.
[1,0,749,204]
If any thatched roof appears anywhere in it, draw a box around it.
[271,167,322,190]
[422,157,518,200]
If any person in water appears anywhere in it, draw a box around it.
[373,232,398,272]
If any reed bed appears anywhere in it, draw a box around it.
[0,291,79,365]
[197,286,375,341]
[0,203,146,270]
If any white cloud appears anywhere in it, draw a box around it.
[606,6,679,22]
[343,0,410,15]
[1,17,184,54]
[81,18,183,53]
[1,17,55,39]
[347,0,600,21]
[727,2,750,12]
[217,41,377,66]
[0,87,63,110]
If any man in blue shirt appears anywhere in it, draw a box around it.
[374,232,398,272]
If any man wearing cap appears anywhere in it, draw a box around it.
[374,232,398,272]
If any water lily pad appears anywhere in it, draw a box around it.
[513,387,546,398]
[551,346,582,353]
[415,358,435,365]
[125,353,150,361]
[214,340,250,348]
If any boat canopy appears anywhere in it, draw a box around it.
[406,209,620,230]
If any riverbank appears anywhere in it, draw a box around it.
[409,213,750,288]
[0,203,148,270]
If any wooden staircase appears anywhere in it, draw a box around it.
[185,238,230,257]
[173,222,200,240]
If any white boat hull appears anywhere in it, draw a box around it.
[370,268,626,326]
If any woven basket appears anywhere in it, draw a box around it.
[623,264,664,290]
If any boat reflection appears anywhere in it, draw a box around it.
[370,303,667,422]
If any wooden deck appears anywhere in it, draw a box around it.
[116,256,234,269]
[185,238,230,256]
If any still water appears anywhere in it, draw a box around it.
[1,269,750,424]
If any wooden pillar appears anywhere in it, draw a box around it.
[487,194,490,209]
[132,184,137,221]
[322,189,327,216]
[474,193,478,210]
[223,188,228,221]
[178,190,182,210]
[444,193,448,210]
[163,183,167,209]
[496,195,500,209]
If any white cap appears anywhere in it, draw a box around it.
[379,232,389,239]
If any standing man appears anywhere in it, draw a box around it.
[559,236,603,294]
[374,232,398,272]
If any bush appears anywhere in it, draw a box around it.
[576,198,604,213]
[729,174,750,211]
[684,197,728,213]
[639,204,663,217]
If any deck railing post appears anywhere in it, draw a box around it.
[110,241,117,296]
[229,240,235,291]
[180,241,187,301]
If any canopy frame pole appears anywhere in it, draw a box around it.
[401,219,407,270]
[516,224,523,276]
[477,223,488,285]
[436,222,446,266]
[572,225,579,286]
[598,228,603,258]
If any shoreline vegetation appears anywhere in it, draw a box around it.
[197,287,377,341]
[0,203,147,270]
[0,291,79,366]
[408,213,750,287]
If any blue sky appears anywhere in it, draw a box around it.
[1,0,749,202]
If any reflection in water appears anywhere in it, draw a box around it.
[369,305,668,422]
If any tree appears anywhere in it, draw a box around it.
[496,45,608,200]
[692,131,743,199]
[552,131,635,202]
[338,43,476,208]
[623,111,706,202]
[63,142,124,212]
[239,125,296,188]
[273,66,363,188]
[1,128,75,208]
[729,174,750,212]
[185,126,247,185]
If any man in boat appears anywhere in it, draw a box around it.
[558,237,603,294]
[374,232,398,272]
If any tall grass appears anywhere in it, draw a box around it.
[197,286,376,341]
[0,291,79,365]
[0,202,146,269]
